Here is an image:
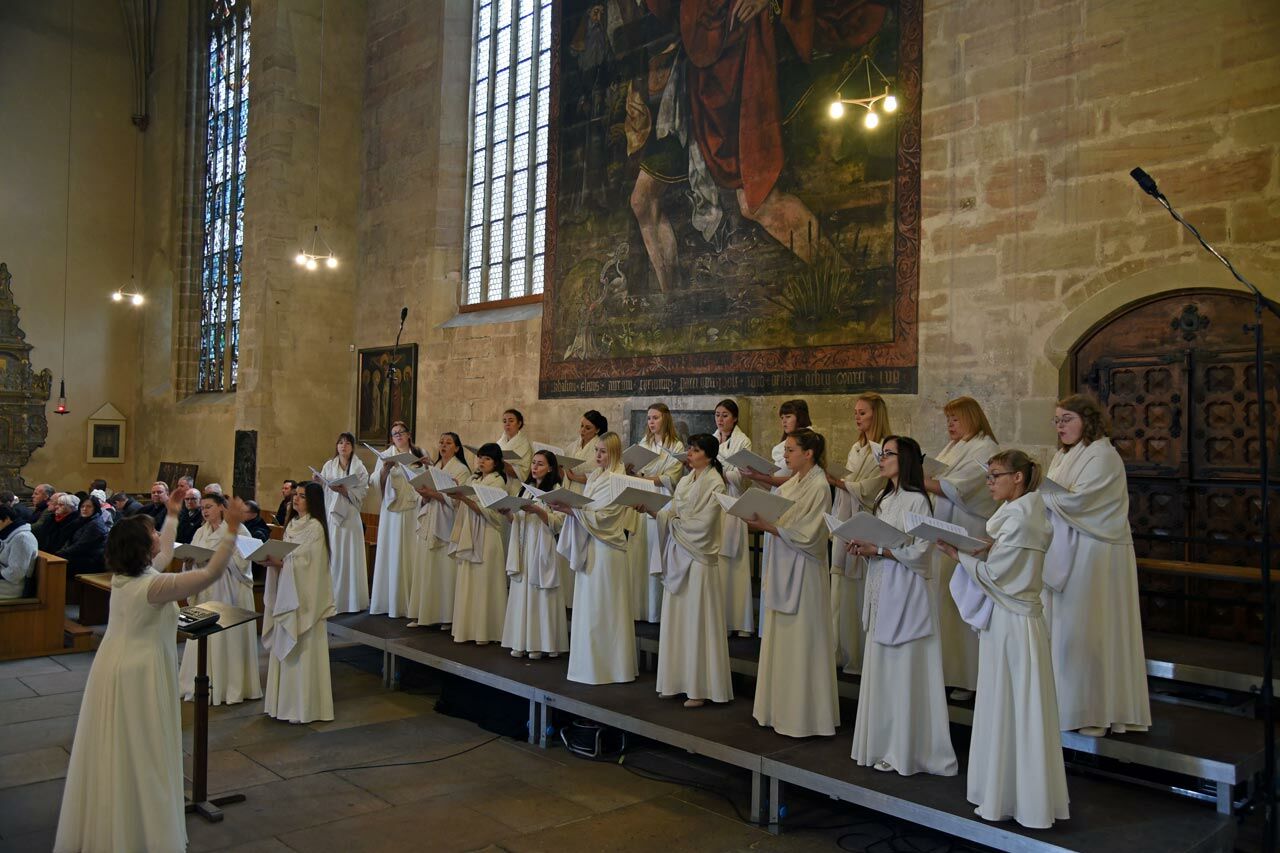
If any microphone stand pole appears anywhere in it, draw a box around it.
[1145,188,1279,847]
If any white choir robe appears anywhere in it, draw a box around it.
[756,439,792,639]
[851,489,958,776]
[625,435,685,623]
[1042,438,1152,732]
[370,456,426,617]
[499,430,533,494]
[408,455,471,626]
[558,465,637,684]
[753,465,838,737]
[263,516,336,723]
[957,491,1070,829]
[501,503,570,655]
[932,434,1000,691]
[450,471,510,643]
[648,467,732,703]
[321,454,370,613]
[715,428,755,635]
[560,433,601,602]
[178,521,263,705]
[829,441,886,675]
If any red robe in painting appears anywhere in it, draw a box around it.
[645,0,888,212]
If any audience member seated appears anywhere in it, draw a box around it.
[138,481,169,526]
[38,493,85,554]
[57,494,110,575]
[0,491,33,525]
[243,500,271,542]
[275,479,297,526]
[89,489,113,528]
[89,478,108,496]
[204,482,225,495]
[30,483,54,518]
[176,490,202,544]
[0,504,38,599]
[108,492,144,519]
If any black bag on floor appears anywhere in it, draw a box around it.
[433,673,530,739]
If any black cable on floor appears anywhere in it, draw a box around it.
[313,734,503,776]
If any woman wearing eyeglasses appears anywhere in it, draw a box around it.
[370,421,427,618]
[924,396,1000,701]
[1042,394,1150,737]
[846,436,956,777]
[937,450,1068,828]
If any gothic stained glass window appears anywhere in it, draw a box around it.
[198,0,250,391]
[464,0,551,306]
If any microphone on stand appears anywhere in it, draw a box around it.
[388,307,408,380]
[1128,167,1162,200]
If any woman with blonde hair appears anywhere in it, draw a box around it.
[370,421,427,618]
[924,395,1000,700]
[625,403,685,622]
[1042,393,1150,737]
[828,392,890,674]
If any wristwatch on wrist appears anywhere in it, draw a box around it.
[875,546,883,557]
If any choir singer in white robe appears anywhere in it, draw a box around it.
[407,433,471,629]
[560,410,608,601]
[498,408,534,493]
[848,436,957,776]
[924,396,1000,701]
[178,492,262,706]
[625,402,686,623]
[939,449,1069,828]
[827,393,890,674]
[1042,394,1151,736]
[640,433,731,707]
[320,431,370,613]
[370,420,428,617]
[551,432,637,685]
[262,482,336,723]
[449,443,511,644]
[502,449,569,658]
[713,399,755,637]
[746,429,837,737]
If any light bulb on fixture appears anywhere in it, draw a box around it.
[295,252,308,266]
[883,94,898,113]
[111,291,123,302]
[863,110,879,129]
[131,293,144,306]
[306,257,318,271]
[828,99,845,119]
[325,255,338,269]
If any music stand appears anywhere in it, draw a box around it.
[180,599,260,822]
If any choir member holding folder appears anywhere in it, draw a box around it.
[562,410,607,493]
[498,408,533,491]
[624,403,686,623]
[448,443,511,644]
[827,393,890,675]
[847,436,957,776]
[407,434,470,629]
[501,449,569,659]
[638,434,731,707]
[937,449,1069,829]
[1042,394,1151,737]
[178,491,262,706]
[713,399,755,637]
[55,493,248,853]
[370,421,427,618]
[262,482,336,723]
[741,399,810,490]
[318,432,371,613]
[552,432,638,685]
[745,430,837,737]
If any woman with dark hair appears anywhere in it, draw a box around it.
[937,449,1069,828]
[739,398,811,490]
[407,432,471,629]
[713,399,755,637]
[370,420,427,618]
[55,490,246,853]
[626,402,686,622]
[501,449,569,659]
[320,431,371,613]
[562,409,608,493]
[551,432,637,684]
[448,442,510,644]
[1042,393,1150,737]
[639,433,731,707]
[262,481,336,723]
[57,493,109,575]
[925,395,1001,701]
[745,429,837,737]
[178,492,261,706]
[498,408,533,492]
[847,436,957,777]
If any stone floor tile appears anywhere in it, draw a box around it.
[51,652,96,671]
[0,678,37,701]
[183,748,284,796]
[189,708,314,754]
[0,690,84,725]
[306,692,425,734]
[0,657,67,679]
[506,750,682,814]
[18,668,91,696]
[0,827,56,853]
[438,776,593,833]
[0,715,78,757]
[0,746,69,789]
[276,796,513,853]
[0,778,65,837]
[334,738,556,806]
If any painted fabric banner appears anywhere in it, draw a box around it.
[539,0,921,398]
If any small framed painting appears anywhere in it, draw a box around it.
[357,344,417,444]
[86,403,126,464]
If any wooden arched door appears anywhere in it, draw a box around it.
[1069,289,1280,644]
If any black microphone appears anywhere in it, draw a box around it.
[399,306,408,325]
[389,308,408,381]
[1130,167,1162,199]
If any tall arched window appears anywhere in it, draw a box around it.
[463,0,552,308]
[198,0,250,391]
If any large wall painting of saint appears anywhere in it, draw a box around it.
[539,0,921,398]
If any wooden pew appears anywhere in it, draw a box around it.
[0,552,70,661]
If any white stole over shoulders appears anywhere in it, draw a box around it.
[262,516,335,661]
[865,489,935,646]
[556,465,629,572]
[715,428,751,558]
[416,456,470,547]
[637,434,685,492]
[958,491,1051,620]
[499,430,533,487]
[762,465,831,615]
[321,455,369,526]
[1041,438,1133,590]
[449,471,510,564]
[936,435,1000,519]
[375,455,421,512]
[647,467,725,595]
[831,440,886,577]
[506,503,564,589]
[564,434,601,494]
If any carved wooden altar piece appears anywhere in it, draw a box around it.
[0,264,52,494]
